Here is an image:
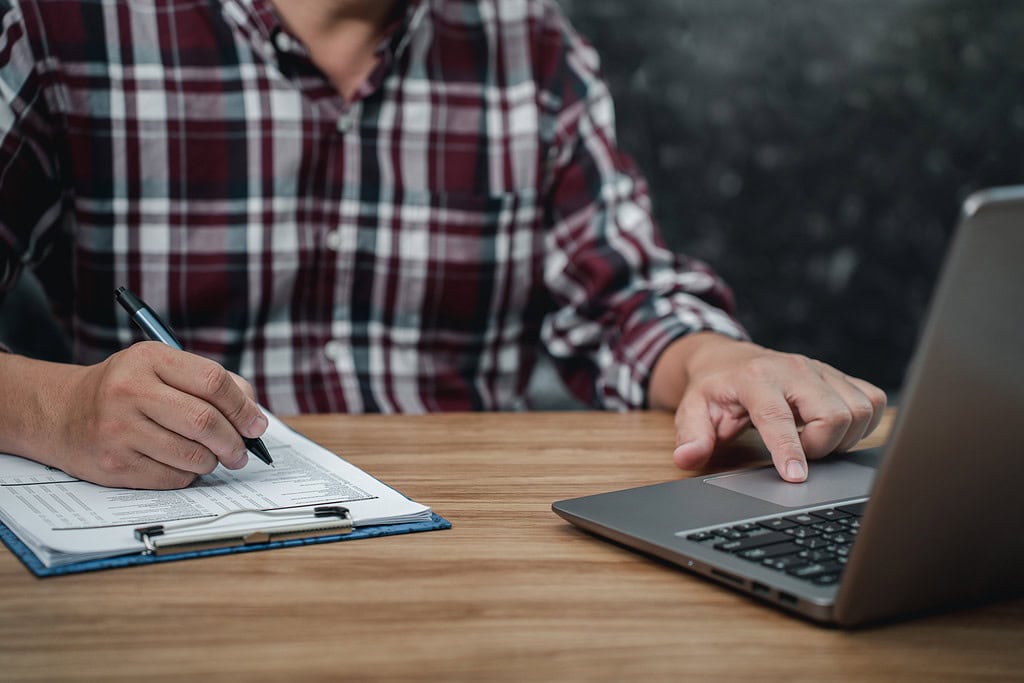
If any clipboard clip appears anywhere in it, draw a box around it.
[133,505,353,555]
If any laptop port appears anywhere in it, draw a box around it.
[710,568,743,585]
[777,592,798,606]
[751,582,771,596]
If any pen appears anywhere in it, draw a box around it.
[114,286,274,468]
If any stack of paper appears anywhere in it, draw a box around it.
[0,413,433,568]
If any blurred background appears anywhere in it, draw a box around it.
[548,0,1024,400]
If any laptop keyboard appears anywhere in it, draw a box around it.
[683,500,867,586]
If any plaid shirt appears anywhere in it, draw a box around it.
[0,0,744,414]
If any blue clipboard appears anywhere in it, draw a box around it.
[0,513,451,577]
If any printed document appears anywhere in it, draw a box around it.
[0,413,431,567]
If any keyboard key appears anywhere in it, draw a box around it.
[762,555,808,572]
[798,549,836,563]
[685,531,715,542]
[714,531,791,553]
[823,533,853,545]
[737,542,802,561]
[715,529,748,540]
[787,561,845,579]
[813,574,840,586]
[809,508,852,521]
[758,518,797,531]
[732,523,758,532]
[783,513,818,526]
[836,501,867,516]
[794,537,830,549]
[784,526,821,539]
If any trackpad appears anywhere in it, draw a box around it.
[705,460,876,508]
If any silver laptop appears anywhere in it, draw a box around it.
[553,186,1024,627]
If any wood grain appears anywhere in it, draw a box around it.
[1,409,1021,682]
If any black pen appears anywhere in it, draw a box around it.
[114,286,274,468]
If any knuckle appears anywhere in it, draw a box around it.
[179,442,214,470]
[772,434,805,458]
[755,401,793,425]
[745,357,777,381]
[746,352,808,381]
[849,397,875,423]
[821,406,854,430]
[95,449,132,476]
[868,386,888,410]
[129,340,167,364]
[199,363,232,397]
[186,403,220,438]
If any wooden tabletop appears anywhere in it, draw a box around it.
[1,409,1022,681]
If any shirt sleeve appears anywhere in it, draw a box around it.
[0,1,66,300]
[538,6,748,410]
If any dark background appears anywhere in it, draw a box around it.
[559,0,1024,394]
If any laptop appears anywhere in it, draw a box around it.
[552,186,1024,627]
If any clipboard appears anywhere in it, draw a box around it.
[0,411,452,577]
[0,510,452,578]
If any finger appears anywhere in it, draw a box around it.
[91,448,198,490]
[738,382,808,482]
[153,349,268,439]
[672,393,717,470]
[135,383,250,469]
[842,375,888,438]
[817,370,879,452]
[129,416,230,474]
[789,380,855,461]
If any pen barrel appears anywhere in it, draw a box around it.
[131,308,183,349]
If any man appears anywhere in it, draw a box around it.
[0,0,885,489]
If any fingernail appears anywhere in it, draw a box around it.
[230,448,250,469]
[248,413,268,436]
[786,459,807,481]
[673,442,699,468]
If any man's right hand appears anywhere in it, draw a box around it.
[0,342,268,489]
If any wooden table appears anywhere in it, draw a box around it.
[1,410,1021,681]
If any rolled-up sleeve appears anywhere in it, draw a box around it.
[539,10,747,410]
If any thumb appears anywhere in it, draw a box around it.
[672,395,717,470]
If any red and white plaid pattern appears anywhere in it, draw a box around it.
[0,0,745,414]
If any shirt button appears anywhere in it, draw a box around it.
[324,340,344,361]
[336,111,357,134]
[324,230,343,251]
[274,31,293,53]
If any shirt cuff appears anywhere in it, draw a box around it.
[596,299,749,410]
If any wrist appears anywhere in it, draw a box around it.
[648,332,753,410]
[0,353,88,464]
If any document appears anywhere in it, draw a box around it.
[0,413,432,568]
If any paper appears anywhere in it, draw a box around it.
[0,413,431,567]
